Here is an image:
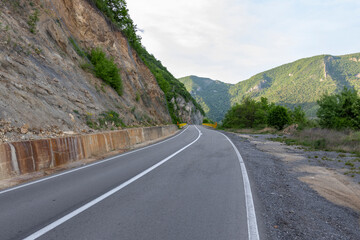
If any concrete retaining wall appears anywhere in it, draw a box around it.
[0,125,178,180]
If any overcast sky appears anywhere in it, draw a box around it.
[127,0,360,84]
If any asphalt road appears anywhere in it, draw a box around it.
[0,125,260,240]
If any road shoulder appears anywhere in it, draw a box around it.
[223,131,360,240]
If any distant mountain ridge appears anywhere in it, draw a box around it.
[179,52,360,121]
[179,76,231,122]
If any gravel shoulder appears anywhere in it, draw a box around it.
[223,131,360,240]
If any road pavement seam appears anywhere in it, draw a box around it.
[23,126,202,240]
[218,131,260,240]
[0,126,189,195]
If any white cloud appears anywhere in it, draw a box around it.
[127,0,360,83]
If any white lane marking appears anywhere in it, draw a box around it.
[0,126,190,195]
[215,128,260,240]
[23,126,202,240]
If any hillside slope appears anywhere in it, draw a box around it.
[230,53,360,116]
[180,53,360,121]
[0,0,202,142]
[179,76,231,122]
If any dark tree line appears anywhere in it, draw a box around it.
[222,97,306,130]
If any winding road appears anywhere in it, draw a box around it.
[0,125,260,240]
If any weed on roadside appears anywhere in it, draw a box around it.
[85,110,125,130]
[270,128,360,155]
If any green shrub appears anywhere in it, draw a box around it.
[86,110,125,129]
[98,110,125,128]
[222,97,270,129]
[290,105,306,125]
[135,91,140,102]
[69,37,87,58]
[267,105,290,130]
[317,87,360,130]
[314,138,326,149]
[203,118,214,124]
[90,48,123,95]
[28,9,39,34]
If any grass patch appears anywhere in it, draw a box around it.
[69,37,87,58]
[344,170,360,175]
[345,161,355,167]
[271,128,360,155]
[86,110,125,130]
[28,9,39,34]
[135,91,140,102]
[229,127,278,134]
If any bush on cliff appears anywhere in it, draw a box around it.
[90,48,123,96]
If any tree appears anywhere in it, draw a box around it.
[222,97,269,129]
[317,87,359,129]
[267,105,290,130]
[93,0,141,46]
[290,105,306,125]
[352,99,360,129]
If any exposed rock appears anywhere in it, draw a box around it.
[20,124,29,134]
[0,0,172,138]
[349,57,359,62]
[172,96,204,124]
[246,80,267,93]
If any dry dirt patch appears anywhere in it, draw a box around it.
[239,133,360,214]
[298,165,360,213]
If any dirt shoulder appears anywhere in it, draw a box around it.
[223,131,360,240]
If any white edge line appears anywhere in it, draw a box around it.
[23,125,202,240]
[0,126,189,195]
[217,129,260,240]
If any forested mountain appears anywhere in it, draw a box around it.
[179,53,360,121]
[178,76,231,122]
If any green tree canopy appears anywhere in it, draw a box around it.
[317,87,360,129]
[267,105,291,130]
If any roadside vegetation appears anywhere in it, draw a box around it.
[85,110,126,130]
[271,128,360,154]
[221,87,360,155]
[221,97,306,130]
[273,87,360,154]
[203,118,215,124]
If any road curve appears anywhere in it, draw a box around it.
[0,125,260,240]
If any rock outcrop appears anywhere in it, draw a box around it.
[172,96,203,124]
[0,0,175,141]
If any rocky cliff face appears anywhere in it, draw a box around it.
[172,96,203,125]
[0,0,179,141]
